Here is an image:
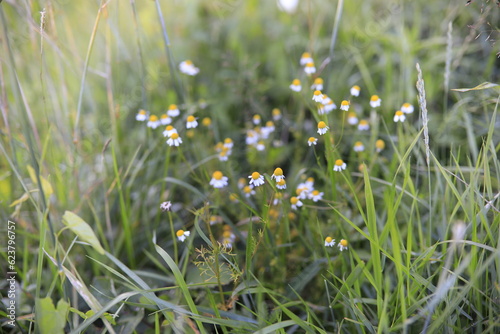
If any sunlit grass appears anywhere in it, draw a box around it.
[1,0,499,333]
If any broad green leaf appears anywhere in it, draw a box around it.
[451,82,499,92]
[35,297,69,334]
[27,165,53,197]
[62,211,105,255]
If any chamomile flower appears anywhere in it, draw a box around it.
[167,104,180,117]
[290,196,303,210]
[317,121,329,135]
[276,179,287,190]
[221,230,236,248]
[249,172,265,187]
[338,239,348,251]
[261,121,275,138]
[223,138,234,149]
[242,185,256,198]
[304,62,316,75]
[323,99,337,113]
[176,230,190,242]
[358,120,370,131]
[353,141,365,152]
[136,109,148,121]
[163,125,177,137]
[271,167,285,182]
[273,192,283,205]
[218,148,231,161]
[202,117,212,127]
[253,114,261,125]
[210,171,229,189]
[300,52,313,66]
[393,110,406,123]
[289,79,302,92]
[317,105,326,115]
[309,190,324,202]
[246,130,260,146]
[147,115,160,129]
[324,236,335,247]
[340,100,350,111]
[333,159,347,172]
[312,90,324,102]
[311,77,324,90]
[347,112,359,125]
[401,103,414,114]
[370,95,381,108]
[179,60,199,76]
[308,137,318,146]
[350,85,361,96]
[256,141,265,151]
[166,133,182,146]
[237,178,247,189]
[375,139,385,152]
[272,108,282,121]
[160,114,172,125]
[186,115,198,128]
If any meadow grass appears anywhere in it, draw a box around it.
[1,0,499,333]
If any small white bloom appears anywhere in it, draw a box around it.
[317,121,329,135]
[304,62,316,75]
[370,95,381,108]
[350,85,360,97]
[166,133,183,146]
[340,100,350,111]
[289,79,302,92]
[401,103,414,114]
[290,196,303,210]
[179,60,199,76]
[210,171,229,189]
[186,115,198,129]
[353,141,365,152]
[160,114,172,125]
[147,115,161,129]
[393,111,406,123]
[312,90,323,102]
[358,120,370,131]
[167,104,180,117]
[324,237,335,247]
[338,239,348,251]
[163,126,178,137]
[249,172,265,187]
[309,190,324,202]
[307,137,318,146]
[299,52,313,66]
[136,109,148,121]
[333,159,347,172]
[176,230,190,242]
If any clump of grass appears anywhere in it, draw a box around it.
[1,1,499,333]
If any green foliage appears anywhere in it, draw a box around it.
[2,0,500,333]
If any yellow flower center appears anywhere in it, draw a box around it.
[176,230,185,237]
[306,62,314,68]
[187,115,195,122]
[213,171,223,180]
[325,237,333,243]
[355,141,362,147]
[348,112,357,119]
[253,115,261,120]
[272,108,281,116]
[169,104,177,110]
[341,100,349,106]
[171,133,179,140]
[273,168,283,176]
[277,179,286,186]
[360,120,368,126]
[340,239,348,247]
[308,137,316,142]
[402,102,411,108]
[335,159,344,166]
[307,177,314,183]
[161,114,168,119]
[139,110,146,115]
[166,125,174,131]
[224,138,233,144]
[202,117,211,126]
[243,186,252,193]
[370,95,379,102]
[352,85,360,91]
[301,52,311,59]
[149,115,158,121]
[376,139,385,149]
[312,190,319,196]
[223,230,232,238]
[395,110,404,116]
[318,121,327,129]
[314,78,323,84]
[290,197,298,205]
[313,90,322,96]
[292,79,300,85]
[266,121,274,127]
[251,172,261,180]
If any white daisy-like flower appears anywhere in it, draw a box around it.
[271,167,285,182]
[237,178,247,189]
[393,110,406,123]
[272,108,282,121]
[324,236,335,247]
[358,120,370,131]
[246,130,260,146]
[223,138,234,149]
[312,90,324,103]
[176,230,190,242]
[317,121,329,135]
[324,100,337,113]
[289,79,302,92]
[304,62,316,75]
[347,112,358,125]
[353,141,365,152]
[179,60,199,76]
[147,115,160,129]
[311,78,324,91]
[136,109,148,121]
[273,192,283,205]
[370,95,381,108]
[166,133,182,146]
[300,52,313,66]
[317,105,326,115]
[261,121,275,138]
[218,150,230,161]
[160,201,172,212]
[242,185,256,198]
[290,196,303,210]
[167,104,180,117]
[340,100,350,111]
[186,115,198,128]
[249,172,265,187]
[338,239,348,251]
[350,85,360,96]
[210,171,229,189]
[308,137,318,146]
[401,103,414,114]
[253,114,261,125]
[160,114,172,125]
[333,159,347,172]
[375,139,385,152]
[309,190,324,202]
[276,179,286,190]
[256,141,265,151]
[221,230,236,248]
[163,125,178,137]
